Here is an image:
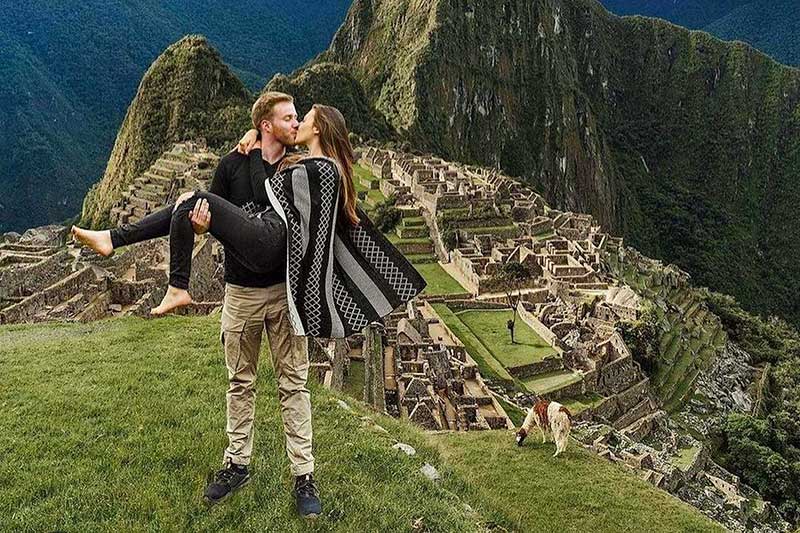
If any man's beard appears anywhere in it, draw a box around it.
[275,129,297,147]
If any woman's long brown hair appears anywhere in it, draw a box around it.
[279,104,359,226]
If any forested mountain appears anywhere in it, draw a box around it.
[0,0,350,232]
[600,0,800,65]
[298,0,800,328]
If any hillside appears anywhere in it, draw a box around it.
[600,0,800,65]
[0,0,350,233]
[79,36,252,227]
[301,0,800,328]
[0,314,723,532]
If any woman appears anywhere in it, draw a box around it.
[72,105,426,336]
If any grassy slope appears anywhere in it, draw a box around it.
[0,316,722,532]
[431,303,515,383]
[456,309,558,368]
[416,263,468,296]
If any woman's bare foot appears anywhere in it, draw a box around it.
[71,226,114,257]
[150,286,193,316]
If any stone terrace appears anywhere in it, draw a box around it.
[0,142,225,325]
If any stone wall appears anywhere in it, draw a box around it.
[517,302,561,349]
[0,267,101,324]
[189,236,224,302]
[546,379,586,401]
[597,355,639,395]
[0,250,72,299]
[508,356,564,379]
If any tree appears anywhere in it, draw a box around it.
[492,261,532,344]
[372,194,401,233]
[618,301,661,373]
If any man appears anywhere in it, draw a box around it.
[189,91,321,518]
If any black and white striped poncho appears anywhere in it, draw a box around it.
[263,156,427,338]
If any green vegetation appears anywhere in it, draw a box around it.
[429,431,724,533]
[352,164,388,209]
[493,396,526,427]
[523,370,583,395]
[267,63,394,143]
[618,301,661,374]
[431,303,515,384]
[561,394,606,415]
[415,264,468,296]
[705,291,800,522]
[2,2,351,232]
[489,261,535,344]
[81,36,253,227]
[600,0,800,66]
[608,251,726,411]
[369,195,402,234]
[342,359,365,401]
[0,315,723,531]
[323,0,800,330]
[456,309,557,369]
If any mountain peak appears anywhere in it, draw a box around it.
[80,35,251,227]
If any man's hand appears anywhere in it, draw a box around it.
[190,198,211,234]
[236,129,260,154]
[172,191,195,213]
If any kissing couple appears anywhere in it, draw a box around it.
[72,92,426,517]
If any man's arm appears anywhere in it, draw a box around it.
[190,157,230,234]
[208,157,229,198]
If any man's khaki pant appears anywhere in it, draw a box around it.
[220,282,314,477]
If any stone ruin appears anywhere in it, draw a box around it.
[572,418,791,532]
[310,299,515,432]
[0,142,226,324]
[359,145,655,430]
[353,145,779,529]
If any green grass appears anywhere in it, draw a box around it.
[0,316,724,532]
[401,216,425,227]
[427,431,724,533]
[352,164,386,206]
[352,164,377,188]
[0,317,474,532]
[404,254,438,264]
[431,304,514,383]
[674,446,701,472]
[415,263,468,296]
[342,359,365,401]
[522,370,583,395]
[386,233,431,245]
[455,310,558,369]
[561,394,606,415]
[494,396,526,427]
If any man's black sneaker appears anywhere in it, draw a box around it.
[294,473,322,518]
[203,462,250,505]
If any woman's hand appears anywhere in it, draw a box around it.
[236,129,260,154]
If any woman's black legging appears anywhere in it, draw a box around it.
[109,191,286,290]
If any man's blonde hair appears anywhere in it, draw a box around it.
[251,91,294,128]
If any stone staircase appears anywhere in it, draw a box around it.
[110,142,218,225]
